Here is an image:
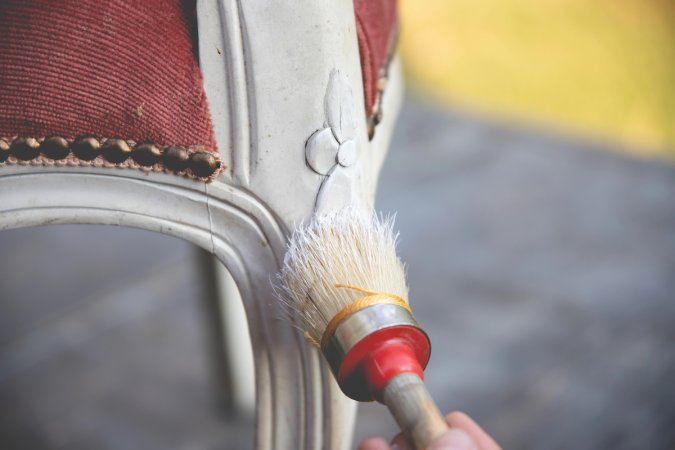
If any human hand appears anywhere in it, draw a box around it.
[357,411,501,450]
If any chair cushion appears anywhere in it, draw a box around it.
[354,0,398,127]
[0,0,397,164]
[0,0,216,152]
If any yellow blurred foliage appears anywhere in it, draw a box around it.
[400,0,675,156]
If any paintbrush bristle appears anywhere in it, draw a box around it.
[277,208,409,343]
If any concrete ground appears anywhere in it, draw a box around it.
[1,97,674,449]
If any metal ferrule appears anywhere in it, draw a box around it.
[322,302,422,377]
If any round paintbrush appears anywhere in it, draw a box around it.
[278,208,449,450]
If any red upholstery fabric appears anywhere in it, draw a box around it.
[354,0,398,118]
[0,0,216,151]
[0,1,395,150]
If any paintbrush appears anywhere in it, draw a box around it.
[278,208,449,450]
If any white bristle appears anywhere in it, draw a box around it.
[277,207,408,343]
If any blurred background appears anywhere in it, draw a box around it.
[400,0,675,157]
[1,1,674,449]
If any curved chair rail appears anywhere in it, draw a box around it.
[0,166,356,450]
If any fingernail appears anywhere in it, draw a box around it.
[427,428,476,450]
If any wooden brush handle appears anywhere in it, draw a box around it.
[382,373,449,450]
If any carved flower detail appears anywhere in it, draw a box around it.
[305,70,358,175]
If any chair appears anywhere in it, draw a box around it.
[0,1,402,448]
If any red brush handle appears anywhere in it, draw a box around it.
[337,325,430,401]
[336,325,448,449]
[361,339,424,399]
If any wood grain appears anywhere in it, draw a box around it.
[383,373,449,450]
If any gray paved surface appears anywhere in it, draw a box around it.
[1,97,674,449]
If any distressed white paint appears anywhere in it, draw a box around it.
[306,128,339,175]
[325,70,358,145]
[0,1,405,448]
[212,257,256,415]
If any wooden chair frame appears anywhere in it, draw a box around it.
[0,1,403,448]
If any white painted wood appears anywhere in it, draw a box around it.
[0,1,405,448]
[0,167,315,449]
[197,0,250,185]
[198,0,375,226]
[368,56,405,189]
[306,128,340,176]
[212,257,256,416]
[325,70,358,145]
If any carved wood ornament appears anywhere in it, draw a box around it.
[306,70,361,211]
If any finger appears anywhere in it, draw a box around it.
[391,426,476,450]
[427,427,477,450]
[390,432,413,450]
[358,437,391,450]
[446,412,502,450]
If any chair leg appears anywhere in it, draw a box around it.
[197,248,256,416]
[196,247,235,414]
[211,252,257,416]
